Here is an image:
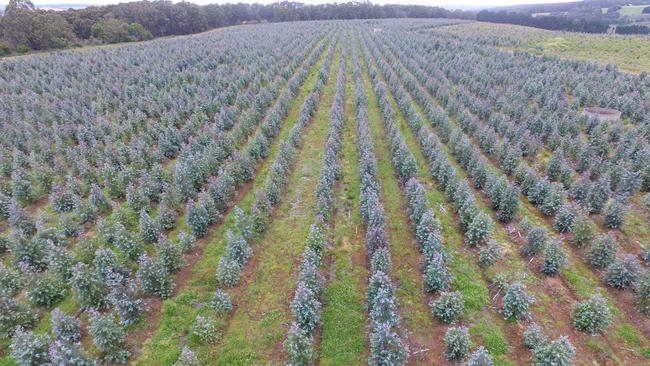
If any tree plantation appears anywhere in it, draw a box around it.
[0,18,649,366]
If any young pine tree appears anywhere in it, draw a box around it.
[444,326,471,361]
[502,282,534,321]
[88,310,129,363]
[572,294,611,335]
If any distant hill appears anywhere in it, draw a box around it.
[482,0,650,32]
[490,0,649,13]
[489,0,650,23]
[0,3,92,13]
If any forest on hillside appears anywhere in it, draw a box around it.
[0,0,471,54]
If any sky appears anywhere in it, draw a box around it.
[0,0,579,10]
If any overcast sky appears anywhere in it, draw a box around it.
[1,0,578,10]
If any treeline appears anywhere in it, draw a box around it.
[476,10,609,33]
[617,24,650,35]
[0,0,472,55]
[477,9,650,35]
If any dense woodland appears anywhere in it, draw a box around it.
[477,9,650,34]
[0,0,471,54]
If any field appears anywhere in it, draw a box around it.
[437,21,650,73]
[0,18,650,366]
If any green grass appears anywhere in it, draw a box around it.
[319,47,367,366]
[135,36,336,366]
[618,5,650,17]
[438,22,650,73]
[212,39,343,365]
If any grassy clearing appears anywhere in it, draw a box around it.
[135,37,336,366]
[319,49,368,366]
[212,36,343,366]
[437,22,650,73]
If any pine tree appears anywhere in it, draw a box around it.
[187,200,209,239]
[523,323,548,351]
[604,199,626,229]
[216,257,241,288]
[502,282,534,321]
[89,184,110,212]
[173,346,200,366]
[541,240,566,277]
[306,224,326,259]
[234,207,254,241]
[52,183,77,213]
[191,316,219,344]
[416,208,439,248]
[0,193,10,219]
[59,214,81,238]
[588,179,610,214]
[299,256,324,296]
[424,253,452,292]
[51,308,81,342]
[540,183,566,216]
[635,272,650,316]
[210,289,232,314]
[370,288,399,328]
[88,310,129,363]
[139,209,159,243]
[479,240,502,268]
[10,327,50,366]
[523,227,547,257]
[94,248,123,281]
[156,203,176,231]
[251,190,271,234]
[178,231,195,254]
[224,230,252,267]
[291,282,320,334]
[369,322,407,366]
[12,164,35,204]
[466,346,494,366]
[444,326,471,361]
[126,184,148,212]
[553,205,577,233]
[466,211,493,247]
[497,184,520,223]
[533,336,575,366]
[570,215,595,248]
[370,248,391,275]
[9,202,36,239]
[283,323,313,366]
[49,339,97,366]
[106,273,142,326]
[27,274,65,307]
[605,254,641,289]
[586,234,618,268]
[572,294,611,335]
[367,271,393,310]
[70,263,107,310]
[430,291,464,324]
[0,295,37,339]
[155,235,185,274]
[136,254,174,299]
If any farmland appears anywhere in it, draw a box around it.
[1,18,650,366]
[437,21,650,73]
